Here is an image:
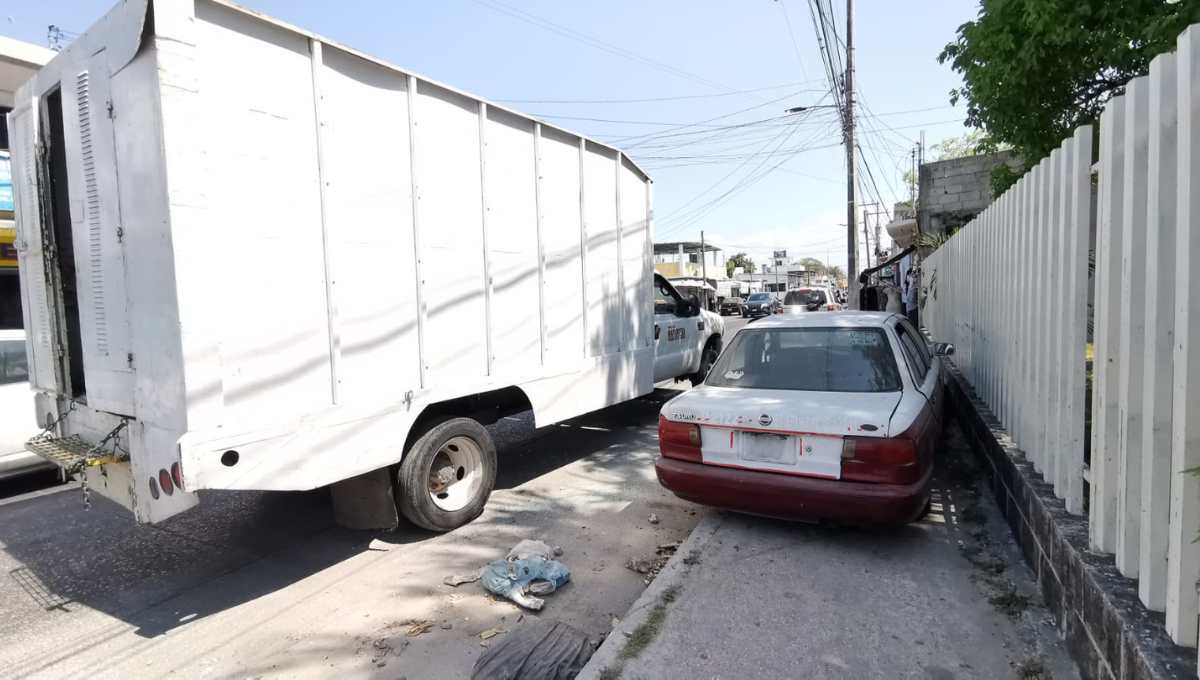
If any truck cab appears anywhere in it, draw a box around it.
[652,273,724,385]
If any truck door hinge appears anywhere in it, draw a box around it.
[116,227,123,243]
[126,352,134,368]
[106,101,114,119]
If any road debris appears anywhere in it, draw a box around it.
[444,570,483,587]
[648,514,660,524]
[472,620,593,680]
[625,541,683,584]
[612,617,620,628]
[404,620,434,637]
[440,621,453,630]
[479,627,509,648]
[483,539,572,610]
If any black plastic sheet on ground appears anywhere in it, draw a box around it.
[471,619,593,680]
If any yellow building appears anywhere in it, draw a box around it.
[653,261,708,278]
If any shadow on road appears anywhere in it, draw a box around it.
[0,384,686,668]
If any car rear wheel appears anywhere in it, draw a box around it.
[396,418,497,532]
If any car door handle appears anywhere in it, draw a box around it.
[654,325,661,340]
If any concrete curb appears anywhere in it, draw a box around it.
[577,509,726,679]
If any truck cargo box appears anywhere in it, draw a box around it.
[8,0,705,527]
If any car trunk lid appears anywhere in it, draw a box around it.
[672,388,900,480]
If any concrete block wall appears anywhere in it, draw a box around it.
[919,151,1023,234]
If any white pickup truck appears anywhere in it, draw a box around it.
[9,0,722,531]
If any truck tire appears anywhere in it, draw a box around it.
[396,418,497,532]
[689,341,720,387]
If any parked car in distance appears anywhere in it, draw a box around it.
[655,312,954,525]
[743,292,780,318]
[783,287,843,314]
[720,297,745,317]
[0,329,53,482]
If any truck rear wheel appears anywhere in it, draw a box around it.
[689,342,720,387]
[396,418,497,532]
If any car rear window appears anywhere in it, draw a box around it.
[784,290,827,305]
[747,293,770,302]
[706,328,902,392]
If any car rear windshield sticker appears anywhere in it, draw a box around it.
[667,328,686,341]
[723,370,744,380]
[846,331,881,346]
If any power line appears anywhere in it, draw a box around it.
[493,81,822,104]
[473,0,773,104]
[777,0,812,84]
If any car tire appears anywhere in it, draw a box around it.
[689,342,720,387]
[396,418,497,532]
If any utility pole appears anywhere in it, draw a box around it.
[845,0,858,309]
[700,231,708,310]
[862,207,871,277]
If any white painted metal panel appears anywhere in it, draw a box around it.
[412,81,487,383]
[620,156,651,352]
[9,105,56,394]
[195,2,331,419]
[583,144,621,357]
[1140,53,1177,611]
[537,126,585,368]
[1063,126,1092,516]
[484,108,541,376]
[1116,76,1150,577]
[1092,96,1126,553]
[59,55,136,416]
[1167,23,1200,647]
[1043,148,1061,487]
[317,47,421,405]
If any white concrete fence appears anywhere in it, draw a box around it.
[921,22,1200,659]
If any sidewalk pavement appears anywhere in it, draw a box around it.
[581,456,1079,679]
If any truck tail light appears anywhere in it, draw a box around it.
[659,416,702,462]
[840,436,918,484]
[828,304,836,311]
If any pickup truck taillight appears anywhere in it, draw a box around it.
[840,436,918,484]
[828,304,836,311]
[659,416,702,462]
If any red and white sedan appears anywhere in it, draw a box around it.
[655,312,953,524]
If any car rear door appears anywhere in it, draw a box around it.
[893,318,942,423]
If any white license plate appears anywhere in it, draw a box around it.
[740,432,798,465]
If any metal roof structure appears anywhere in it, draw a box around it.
[653,241,722,256]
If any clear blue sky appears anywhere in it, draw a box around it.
[2,0,978,270]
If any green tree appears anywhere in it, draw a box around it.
[827,265,845,281]
[726,252,755,278]
[939,0,1200,194]
[798,257,826,276]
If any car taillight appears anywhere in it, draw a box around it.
[659,416,703,462]
[840,436,918,484]
[828,305,836,311]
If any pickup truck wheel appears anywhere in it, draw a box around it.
[396,418,497,532]
[690,343,720,387]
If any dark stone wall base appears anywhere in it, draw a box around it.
[942,361,1196,679]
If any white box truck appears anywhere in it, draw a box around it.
[9,0,724,531]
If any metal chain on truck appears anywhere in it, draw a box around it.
[77,421,129,511]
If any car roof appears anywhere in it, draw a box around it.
[741,311,900,329]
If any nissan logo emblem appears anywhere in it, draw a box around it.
[759,414,773,426]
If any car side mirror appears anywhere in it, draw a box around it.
[934,342,955,356]
[688,294,702,317]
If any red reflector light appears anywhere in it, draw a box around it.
[659,415,702,462]
[841,437,918,484]
[171,462,183,490]
[828,305,836,311]
[158,469,175,496]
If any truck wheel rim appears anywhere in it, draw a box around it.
[428,436,484,512]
